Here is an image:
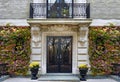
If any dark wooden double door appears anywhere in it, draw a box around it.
[47,36,72,73]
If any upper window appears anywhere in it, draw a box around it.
[47,0,73,18]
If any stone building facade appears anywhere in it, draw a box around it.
[1,0,120,19]
[0,0,120,75]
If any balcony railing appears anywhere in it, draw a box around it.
[29,3,90,18]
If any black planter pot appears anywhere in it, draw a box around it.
[30,68,39,80]
[79,68,88,81]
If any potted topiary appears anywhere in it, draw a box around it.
[29,62,39,80]
[78,64,89,81]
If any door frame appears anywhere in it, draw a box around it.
[41,32,77,74]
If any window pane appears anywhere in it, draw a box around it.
[47,0,73,18]
[48,0,56,3]
[65,0,72,3]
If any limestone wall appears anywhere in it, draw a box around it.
[89,0,120,19]
[0,0,30,19]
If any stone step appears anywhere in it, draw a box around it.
[30,81,79,82]
[38,74,80,82]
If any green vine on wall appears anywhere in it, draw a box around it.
[89,26,120,75]
[0,26,31,75]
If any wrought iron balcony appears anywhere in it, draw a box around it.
[29,3,90,19]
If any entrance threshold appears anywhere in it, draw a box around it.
[38,74,80,82]
[45,73,74,76]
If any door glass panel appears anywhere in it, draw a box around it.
[47,36,72,73]
[57,0,60,3]
[60,37,72,72]
[47,37,59,73]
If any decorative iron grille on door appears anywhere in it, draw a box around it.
[47,36,72,73]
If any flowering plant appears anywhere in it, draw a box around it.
[29,62,39,69]
[78,64,88,69]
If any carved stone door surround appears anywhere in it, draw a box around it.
[41,24,78,74]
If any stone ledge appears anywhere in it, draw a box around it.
[110,75,120,81]
[27,18,92,25]
[0,75,9,82]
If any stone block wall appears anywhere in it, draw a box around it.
[89,0,120,19]
[0,0,30,19]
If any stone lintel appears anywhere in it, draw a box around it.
[27,19,92,26]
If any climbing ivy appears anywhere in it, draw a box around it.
[89,26,120,75]
[0,26,31,75]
